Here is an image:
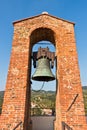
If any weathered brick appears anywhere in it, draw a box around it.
[0,13,87,130]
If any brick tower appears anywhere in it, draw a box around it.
[0,13,87,130]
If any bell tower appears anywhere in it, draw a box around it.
[0,13,87,130]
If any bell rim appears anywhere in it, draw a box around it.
[32,76,55,82]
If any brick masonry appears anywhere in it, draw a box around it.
[0,13,87,130]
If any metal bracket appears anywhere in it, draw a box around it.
[67,94,79,112]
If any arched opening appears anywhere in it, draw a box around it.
[29,28,56,130]
[30,27,55,46]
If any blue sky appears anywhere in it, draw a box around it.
[0,0,87,91]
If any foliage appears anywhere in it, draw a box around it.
[0,87,87,115]
[31,107,42,116]
[31,90,55,109]
[83,86,87,115]
[0,91,4,114]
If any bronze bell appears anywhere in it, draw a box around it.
[32,47,55,82]
[32,57,55,82]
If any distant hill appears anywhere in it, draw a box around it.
[31,90,55,108]
[0,91,4,114]
[83,85,87,88]
[0,91,4,98]
[0,87,87,115]
[83,86,87,115]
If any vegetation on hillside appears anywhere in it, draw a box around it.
[0,91,4,114]
[83,86,87,115]
[31,90,55,109]
[31,90,55,115]
[0,87,87,115]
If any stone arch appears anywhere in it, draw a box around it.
[28,27,56,72]
[30,27,55,45]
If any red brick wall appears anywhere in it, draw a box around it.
[0,13,87,130]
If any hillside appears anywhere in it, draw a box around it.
[0,87,87,115]
[31,90,55,108]
[0,91,4,114]
[31,90,55,115]
[83,86,87,115]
